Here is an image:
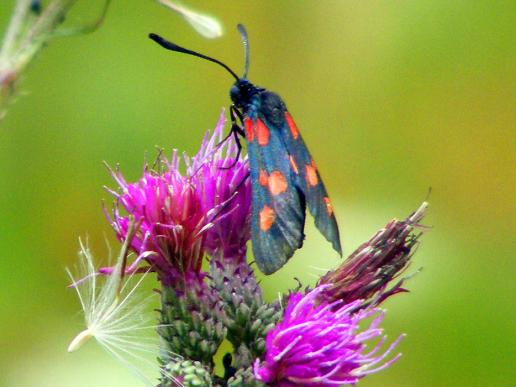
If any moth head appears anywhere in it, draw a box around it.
[230,79,255,108]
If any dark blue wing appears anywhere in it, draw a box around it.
[244,115,306,275]
[279,110,342,256]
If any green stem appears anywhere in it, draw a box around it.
[0,0,31,60]
[0,0,109,121]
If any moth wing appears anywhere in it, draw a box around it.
[280,111,342,256]
[244,117,306,274]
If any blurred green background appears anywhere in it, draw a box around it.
[0,1,514,386]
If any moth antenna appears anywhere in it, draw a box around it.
[149,33,240,81]
[237,24,250,79]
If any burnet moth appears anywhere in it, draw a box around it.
[149,25,342,274]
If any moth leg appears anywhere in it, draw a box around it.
[219,105,245,169]
[213,105,244,152]
[215,126,236,148]
[219,124,244,169]
[230,103,244,124]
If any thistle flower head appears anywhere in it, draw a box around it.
[107,158,206,285]
[106,110,251,285]
[318,201,429,307]
[254,286,404,386]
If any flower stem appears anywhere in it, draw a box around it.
[0,0,110,121]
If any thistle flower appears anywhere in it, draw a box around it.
[105,110,251,285]
[318,201,428,307]
[104,111,249,369]
[254,286,404,386]
[107,157,206,286]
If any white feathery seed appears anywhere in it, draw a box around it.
[67,222,182,386]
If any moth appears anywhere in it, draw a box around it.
[149,25,342,274]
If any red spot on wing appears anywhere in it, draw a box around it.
[259,170,268,186]
[244,119,254,142]
[268,171,288,195]
[256,119,270,146]
[285,112,299,139]
[289,155,299,174]
[259,205,276,231]
[323,197,334,216]
[306,160,319,187]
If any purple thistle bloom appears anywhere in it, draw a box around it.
[254,286,404,386]
[105,110,251,285]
